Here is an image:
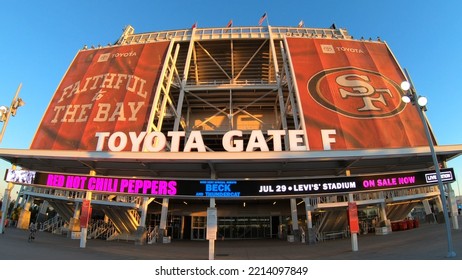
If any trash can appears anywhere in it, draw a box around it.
[413,219,420,228]
[399,221,408,231]
[391,221,400,231]
[406,220,414,229]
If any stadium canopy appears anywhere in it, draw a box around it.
[1,145,461,179]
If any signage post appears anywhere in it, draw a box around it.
[207,206,217,260]
[80,170,95,249]
[79,198,91,248]
[348,197,359,252]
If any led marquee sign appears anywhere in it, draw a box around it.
[4,168,456,199]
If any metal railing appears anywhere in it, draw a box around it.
[40,215,65,234]
[87,220,116,240]
[117,25,353,45]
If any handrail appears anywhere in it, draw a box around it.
[40,215,64,234]
[117,25,353,45]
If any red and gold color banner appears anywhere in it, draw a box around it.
[31,42,169,151]
[80,199,92,228]
[348,202,359,234]
[286,38,428,150]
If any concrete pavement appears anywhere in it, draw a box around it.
[1,217,461,260]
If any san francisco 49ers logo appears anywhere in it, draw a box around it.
[307,67,406,118]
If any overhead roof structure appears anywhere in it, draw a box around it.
[1,145,461,180]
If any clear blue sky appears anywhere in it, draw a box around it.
[1,0,462,197]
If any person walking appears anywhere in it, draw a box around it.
[28,222,37,242]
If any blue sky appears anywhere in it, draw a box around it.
[1,0,462,197]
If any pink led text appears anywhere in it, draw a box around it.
[362,176,416,188]
[45,174,177,196]
[119,179,177,195]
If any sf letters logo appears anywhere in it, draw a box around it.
[336,74,392,112]
[308,67,406,118]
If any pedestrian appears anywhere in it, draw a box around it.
[28,222,37,241]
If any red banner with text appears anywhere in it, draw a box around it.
[286,38,428,150]
[30,42,169,151]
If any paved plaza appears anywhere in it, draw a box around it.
[1,217,461,260]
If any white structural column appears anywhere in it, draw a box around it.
[0,164,15,234]
[442,161,459,229]
[208,198,216,260]
[135,197,152,245]
[303,197,315,244]
[140,197,149,228]
[80,170,95,248]
[268,25,289,149]
[159,198,169,242]
[447,184,459,229]
[378,191,391,231]
[173,28,196,131]
[290,198,299,241]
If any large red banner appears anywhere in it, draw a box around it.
[31,42,169,151]
[286,38,428,150]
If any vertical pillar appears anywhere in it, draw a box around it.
[447,184,459,229]
[135,197,150,245]
[303,197,315,244]
[13,185,24,210]
[290,198,300,242]
[379,191,391,231]
[79,192,92,248]
[36,201,50,226]
[173,28,196,131]
[140,197,149,228]
[180,216,185,239]
[422,199,435,223]
[0,187,12,231]
[80,170,95,248]
[434,196,444,223]
[19,192,29,209]
[268,25,289,149]
[348,193,359,252]
[210,198,215,208]
[69,202,81,239]
[159,198,169,243]
[17,198,32,230]
[208,198,216,260]
[346,170,358,251]
[0,165,16,234]
[442,161,459,229]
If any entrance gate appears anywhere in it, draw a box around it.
[191,216,273,240]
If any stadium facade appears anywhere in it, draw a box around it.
[1,24,461,246]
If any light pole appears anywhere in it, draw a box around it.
[0,83,25,144]
[0,84,24,234]
[400,70,456,258]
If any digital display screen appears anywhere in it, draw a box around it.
[4,168,455,198]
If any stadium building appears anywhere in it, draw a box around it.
[1,24,461,247]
